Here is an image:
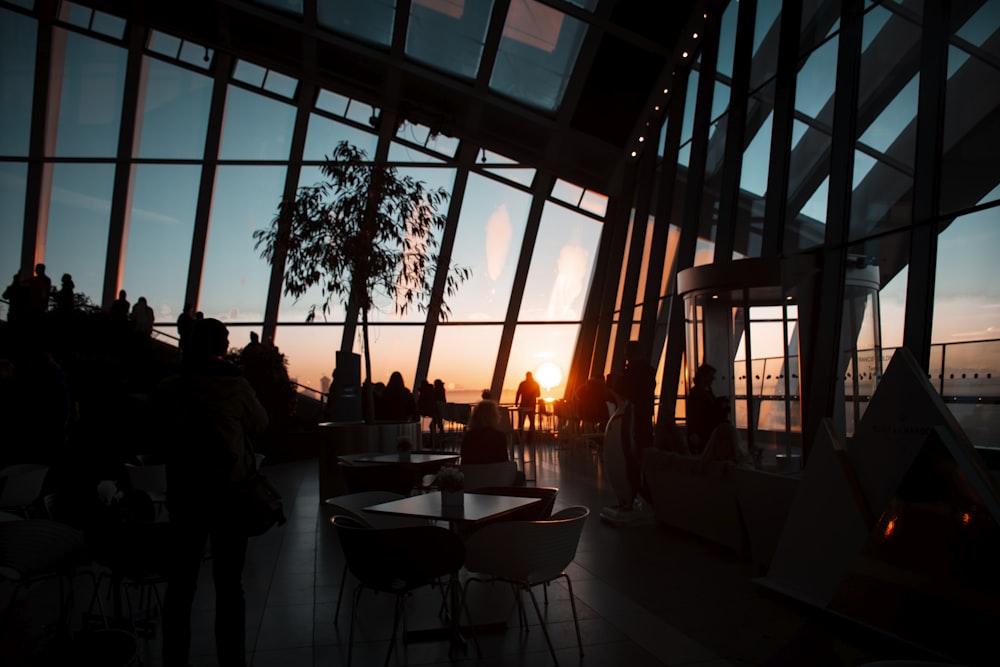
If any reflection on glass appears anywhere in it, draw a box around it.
[0,9,36,156]
[219,86,296,160]
[138,58,212,159]
[406,0,493,79]
[446,173,530,321]
[319,0,395,47]
[200,166,285,322]
[519,202,601,321]
[45,163,115,302]
[123,164,200,325]
[54,31,127,157]
[490,0,586,111]
[942,40,1000,214]
[428,325,504,404]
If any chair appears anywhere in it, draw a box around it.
[338,462,415,496]
[331,515,466,667]
[462,505,590,666]
[456,461,519,490]
[125,462,168,520]
[0,463,51,518]
[323,491,430,622]
[467,486,558,523]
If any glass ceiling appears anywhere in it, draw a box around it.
[249,0,592,112]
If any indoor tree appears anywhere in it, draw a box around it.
[254,140,470,421]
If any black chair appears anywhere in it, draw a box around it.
[338,462,415,496]
[331,515,466,667]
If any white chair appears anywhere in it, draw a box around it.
[456,461,519,490]
[462,505,590,666]
[0,463,50,518]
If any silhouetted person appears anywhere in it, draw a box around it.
[574,374,617,433]
[2,272,28,327]
[431,379,447,434]
[110,289,130,322]
[157,317,268,667]
[27,263,51,319]
[610,342,656,507]
[54,273,75,314]
[686,363,730,456]
[177,302,196,353]
[130,296,155,337]
[515,371,541,431]
[460,400,510,465]
[240,331,263,365]
[376,371,416,421]
[417,380,436,428]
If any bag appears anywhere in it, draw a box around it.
[233,471,286,537]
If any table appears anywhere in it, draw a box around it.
[346,453,459,465]
[364,491,542,649]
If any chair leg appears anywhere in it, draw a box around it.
[348,584,363,667]
[384,594,404,667]
[562,573,584,656]
[334,564,347,625]
[459,579,483,658]
[525,585,559,667]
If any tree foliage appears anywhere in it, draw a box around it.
[254,141,471,324]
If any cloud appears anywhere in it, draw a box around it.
[545,244,588,319]
[485,205,512,281]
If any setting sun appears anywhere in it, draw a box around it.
[535,361,563,390]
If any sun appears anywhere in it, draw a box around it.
[535,362,563,390]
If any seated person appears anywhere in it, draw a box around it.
[459,400,510,465]
[686,364,730,455]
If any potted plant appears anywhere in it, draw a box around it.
[436,466,465,507]
[254,140,470,423]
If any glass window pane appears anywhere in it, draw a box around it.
[370,164,456,324]
[200,166,286,322]
[178,40,213,70]
[850,9,920,241]
[750,0,781,92]
[122,165,201,325]
[251,0,304,14]
[274,324,341,400]
[502,324,578,404]
[518,202,602,321]
[318,0,395,47]
[0,164,26,313]
[427,325,504,404]
[219,86,296,160]
[942,37,1000,214]
[137,58,213,159]
[447,173,531,321]
[54,31,127,157]
[148,31,181,59]
[44,163,115,302]
[91,10,125,39]
[933,206,1000,345]
[263,70,298,99]
[303,113,378,161]
[406,0,493,80]
[0,9,36,156]
[353,324,424,388]
[316,88,349,116]
[490,0,587,111]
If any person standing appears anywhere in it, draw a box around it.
[156,318,268,667]
[130,296,155,337]
[515,371,541,432]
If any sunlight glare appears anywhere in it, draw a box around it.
[535,361,562,389]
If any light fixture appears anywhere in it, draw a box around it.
[638,136,645,142]
[693,32,699,39]
[654,105,660,111]
[203,46,210,62]
[682,51,689,58]
[630,150,638,157]
[663,88,669,94]
[480,148,487,163]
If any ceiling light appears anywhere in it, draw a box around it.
[654,105,660,111]
[693,32,699,39]
[639,136,645,142]
[663,88,669,94]
[682,51,689,58]
[630,150,637,157]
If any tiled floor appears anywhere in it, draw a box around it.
[6,437,942,666]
